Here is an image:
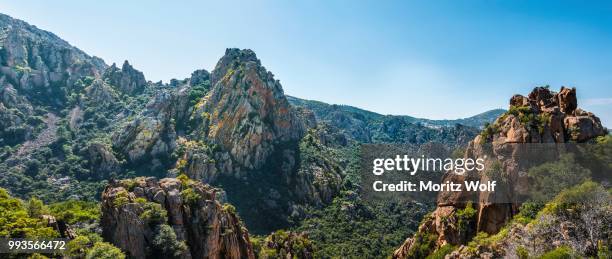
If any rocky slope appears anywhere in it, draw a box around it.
[287,96,488,147]
[0,13,106,146]
[393,86,608,258]
[101,177,255,259]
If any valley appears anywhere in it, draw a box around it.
[0,12,609,259]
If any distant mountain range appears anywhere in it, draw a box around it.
[287,96,505,129]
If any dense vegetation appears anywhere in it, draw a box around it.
[0,188,124,258]
[293,192,430,258]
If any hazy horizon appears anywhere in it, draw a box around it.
[1,0,611,126]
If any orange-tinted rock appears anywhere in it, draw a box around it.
[195,49,304,172]
[393,87,607,258]
[557,86,577,114]
[101,177,255,259]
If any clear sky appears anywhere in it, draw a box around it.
[1,0,611,125]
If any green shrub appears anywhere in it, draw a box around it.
[508,105,533,117]
[151,224,187,258]
[426,244,456,259]
[406,231,438,258]
[456,202,477,232]
[250,235,264,256]
[139,202,168,225]
[188,82,210,106]
[177,174,190,187]
[541,180,603,215]
[0,188,58,238]
[85,242,125,259]
[536,113,551,134]
[479,122,500,143]
[27,197,45,218]
[223,203,237,215]
[48,200,100,225]
[113,190,130,207]
[539,246,574,259]
[514,202,544,224]
[119,179,138,191]
[180,188,201,206]
[528,154,591,203]
[516,245,529,259]
[258,231,313,259]
[67,235,92,257]
[598,241,611,259]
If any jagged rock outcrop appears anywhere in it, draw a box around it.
[102,60,147,94]
[393,87,607,258]
[112,88,192,168]
[194,48,304,172]
[101,177,255,259]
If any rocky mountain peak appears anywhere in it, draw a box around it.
[488,86,605,143]
[103,60,147,94]
[210,48,260,85]
[195,48,304,171]
[0,13,106,74]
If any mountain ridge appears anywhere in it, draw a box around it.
[287,95,505,128]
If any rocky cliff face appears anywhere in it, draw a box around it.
[393,87,607,258]
[101,177,255,259]
[194,48,304,172]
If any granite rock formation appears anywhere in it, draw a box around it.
[393,86,607,258]
[193,48,305,172]
[101,177,255,259]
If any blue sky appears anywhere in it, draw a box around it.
[1,0,611,125]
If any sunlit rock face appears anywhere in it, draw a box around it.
[393,86,607,259]
[194,48,305,172]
